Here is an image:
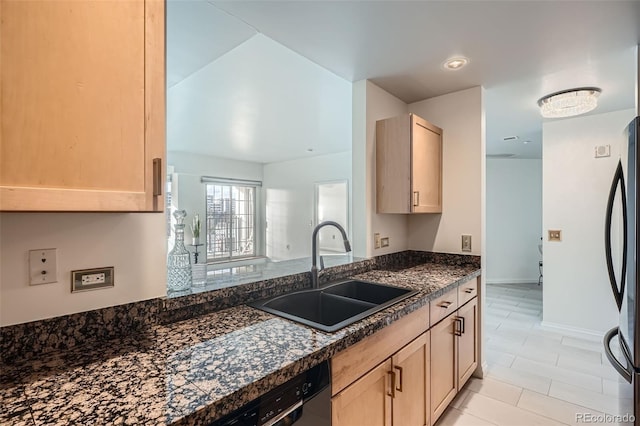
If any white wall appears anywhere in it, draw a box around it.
[168,151,264,245]
[408,87,485,256]
[486,159,542,284]
[263,151,352,261]
[0,213,166,326]
[542,108,635,334]
[352,80,410,258]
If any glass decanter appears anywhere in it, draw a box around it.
[167,210,192,292]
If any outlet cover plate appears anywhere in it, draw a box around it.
[374,233,381,249]
[72,267,114,293]
[462,235,472,252]
[381,237,390,247]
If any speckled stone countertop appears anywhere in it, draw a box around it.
[1,261,480,426]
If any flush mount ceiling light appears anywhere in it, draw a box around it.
[443,57,469,70]
[537,87,601,118]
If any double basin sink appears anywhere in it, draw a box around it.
[249,280,418,332]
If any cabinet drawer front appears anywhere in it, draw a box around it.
[331,304,429,396]
[458,278,478,307]
[429,288,458,326]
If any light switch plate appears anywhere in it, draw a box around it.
[29,248,58,285]
[381,237,390,247]
[374,233,381,249]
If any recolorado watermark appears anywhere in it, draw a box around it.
[576,413,635,423]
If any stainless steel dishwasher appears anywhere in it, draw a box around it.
[211,360,331,426]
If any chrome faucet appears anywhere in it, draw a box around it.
[311,221,352,289]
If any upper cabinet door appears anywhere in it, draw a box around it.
[376,113,442,214]
[411,114,442,213]
[0,0,165,211]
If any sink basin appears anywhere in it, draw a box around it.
[249,280,418,332]
[322,280,412,304]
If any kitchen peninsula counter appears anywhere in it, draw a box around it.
[0,255,480,425]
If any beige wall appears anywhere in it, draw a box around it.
[0,213,166,326]
[408,87,485,256]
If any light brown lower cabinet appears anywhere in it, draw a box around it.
[430,297,479,424]
[330,280,479,426]
[332,359,392,426]
[332,332,430,426]
[430,315,458,422]
[457,298,479,387]
[391,332,430,426]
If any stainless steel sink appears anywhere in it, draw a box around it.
[249,280,418,332]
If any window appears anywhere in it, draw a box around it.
[205,180,259,262]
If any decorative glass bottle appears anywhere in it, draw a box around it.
[167,210,192,292]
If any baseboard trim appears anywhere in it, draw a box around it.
[486,278,539,285]
[540,321,605,339]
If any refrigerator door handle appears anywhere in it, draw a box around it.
[605,160,627,311]
[603,327,633,383]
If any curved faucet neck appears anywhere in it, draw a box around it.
[311,221,352,289]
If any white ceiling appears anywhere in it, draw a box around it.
[168,0,639,161]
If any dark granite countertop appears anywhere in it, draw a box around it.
[0,260,480,426]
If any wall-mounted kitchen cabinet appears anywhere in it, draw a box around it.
[0,0,165,211]
[376,113,442,214]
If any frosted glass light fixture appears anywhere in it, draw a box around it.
[537,87,601,118]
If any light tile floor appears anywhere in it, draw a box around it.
[435,283,634,426]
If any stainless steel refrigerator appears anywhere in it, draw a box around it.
[604,116,640,422]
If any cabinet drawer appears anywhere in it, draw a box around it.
[429,288,458,326]
[331,304,429,396]
[458,279,478,307]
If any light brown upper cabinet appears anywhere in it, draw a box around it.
[376,113,442,214]
[0,0,165,211]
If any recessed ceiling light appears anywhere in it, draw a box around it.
[444,57,469,70]
[523,140,530,144]
[537,87,601,118]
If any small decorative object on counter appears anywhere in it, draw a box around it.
[190,213,201,245]
[191,263,207,288]
[167,209,192,292]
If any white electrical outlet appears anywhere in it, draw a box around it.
[71,267,114,292]
[374,233,381,249]
[81,273,106,285]
[29,248,58,285]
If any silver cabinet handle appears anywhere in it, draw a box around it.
[413,191,419,206]
[438,301,452,309]
[465,288,474,294]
